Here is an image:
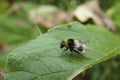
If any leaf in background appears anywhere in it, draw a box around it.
[0,15,36,44]
[0,1,8,14]
[74,0,116,32]
[0,71,6,80]
[5,22,120,80]
[107,2,120,34]
[28,5,73,29]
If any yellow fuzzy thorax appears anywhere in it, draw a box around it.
[64,40,68,47]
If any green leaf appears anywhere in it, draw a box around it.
[5,22,120,80]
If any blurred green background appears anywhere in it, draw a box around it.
[0,0,120,80]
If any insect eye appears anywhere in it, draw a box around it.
[60,41,64,49]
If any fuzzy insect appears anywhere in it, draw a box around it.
[60,39,91,59]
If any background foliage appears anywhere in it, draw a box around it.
[0,0,120,80]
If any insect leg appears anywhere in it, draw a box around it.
[61,48,68,55]
[69,48,73,53]
[73,49,90,59]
